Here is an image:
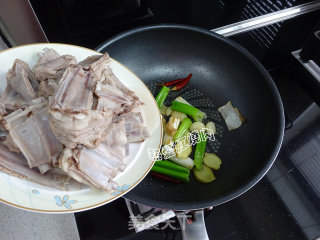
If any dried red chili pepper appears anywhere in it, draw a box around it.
[157,78,185,87]
[172,74,192,91]
[151,171,181,183]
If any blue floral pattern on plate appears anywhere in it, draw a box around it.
[54,195,77,209]
[32,190,40,194]
[111,184,131,196]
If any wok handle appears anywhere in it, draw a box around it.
[284,111,293,130]
[176,210,209,240]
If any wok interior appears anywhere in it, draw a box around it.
[103,26,284,209]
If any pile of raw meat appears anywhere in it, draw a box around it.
[0,48,149,191]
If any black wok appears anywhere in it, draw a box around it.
[96,25,284,212]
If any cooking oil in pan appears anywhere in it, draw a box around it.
[147,83,225,153]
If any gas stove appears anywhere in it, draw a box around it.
[2,0,319,239]
[67,2,320,239]
[74,64,320,239]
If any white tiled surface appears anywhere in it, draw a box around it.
[0,203,80,240]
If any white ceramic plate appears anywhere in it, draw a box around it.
[0,43,162,213]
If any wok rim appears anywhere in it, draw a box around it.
[96,24,285,210]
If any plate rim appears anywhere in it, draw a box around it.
[0,43,162,213]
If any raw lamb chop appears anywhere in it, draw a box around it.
[0,49,150,193]
[59,144,126,191]
[115,112,150,143]
[94,81,134,114]
[34,48,77,81]
[38,79,59,97]
[1,59,38,110]
[0,144,68,190]
[3,98,62,174]
[79,55,102,68]
[0,85,27,111]
[7,59,39,101]
[103,120,127,147]
[50,65,96,114]
[89,53,140,106]
[103,120,128,157]
[2,135,20,153]
[50,110,112,148]
[49,64,113,148]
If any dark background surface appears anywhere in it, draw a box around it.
[29,0,320,239]
[30,0,320,71]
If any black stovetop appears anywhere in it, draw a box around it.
[28,1,320,238]
[75,72,320,239]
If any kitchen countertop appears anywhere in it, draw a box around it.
[0,203,80,240]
